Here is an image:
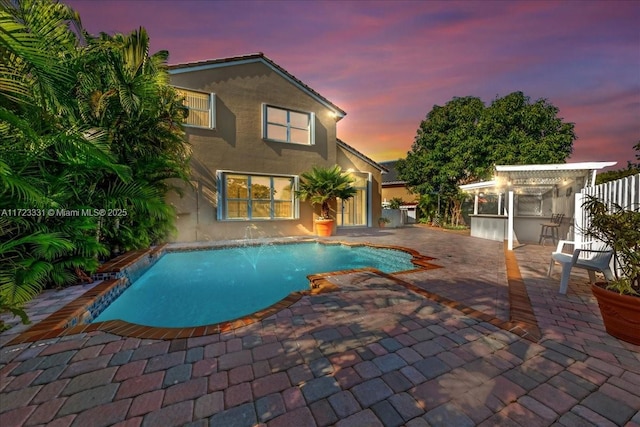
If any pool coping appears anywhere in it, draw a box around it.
[6,239,541,344]
[5,240,443,345]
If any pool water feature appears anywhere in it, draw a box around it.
[92,242,416,328]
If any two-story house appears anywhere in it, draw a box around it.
[167,53,385,241]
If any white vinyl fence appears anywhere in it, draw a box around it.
[574,173,640,273]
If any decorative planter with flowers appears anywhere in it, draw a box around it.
[582,195,640,345]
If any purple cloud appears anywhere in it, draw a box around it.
[66,0,640,169]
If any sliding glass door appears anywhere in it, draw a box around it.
[337,172,369,227]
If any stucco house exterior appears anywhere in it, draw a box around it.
[167,53,386,242]
[380,160,418,204]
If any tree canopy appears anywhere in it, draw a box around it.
[595,141,639,184]
[397,91,576,224]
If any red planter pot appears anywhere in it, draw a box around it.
[314,219,334,237]
[591,283,640,345]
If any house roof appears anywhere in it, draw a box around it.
[460,161,617,195]
[337,139,388,173]
[168,53,346,119]
[379,160,405,185]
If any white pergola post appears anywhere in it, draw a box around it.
[498,193,503,215]
[574,191,585,248]
[473,194,479,215]
[507,190,514,250]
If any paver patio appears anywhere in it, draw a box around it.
[1,226,639,426]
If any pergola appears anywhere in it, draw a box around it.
[460,162,616,250]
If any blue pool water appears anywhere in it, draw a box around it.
[92,242,415,328]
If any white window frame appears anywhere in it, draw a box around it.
[216,170,299,221]
[262,104,315,145]
[337,171,371,227]
[175,86,215,129]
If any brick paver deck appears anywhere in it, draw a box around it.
[1,226,639,426]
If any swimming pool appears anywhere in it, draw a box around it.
[92,242,416,328]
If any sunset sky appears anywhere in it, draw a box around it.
[66,0,640,170]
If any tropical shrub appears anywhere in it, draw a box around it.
[389,197,403,209]
[0,0,189,327]
[296,165,356,219]
[582,196,640,295]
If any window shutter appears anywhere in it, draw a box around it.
[309,112,315,145]
[216,171,223,221]
[210,93,216,129]
[261,103,267,139]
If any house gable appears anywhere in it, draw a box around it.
[169,53,346,119]
[165,53,383,241]
[168,55,342,174]
[337,139,387,173]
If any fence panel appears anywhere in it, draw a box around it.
[575,173,639,273]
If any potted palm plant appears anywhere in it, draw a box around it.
[378,217,391,228]
[296,165,357,237]
[582,196,640,345]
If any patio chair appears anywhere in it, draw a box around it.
[539,213,564,246]
[547,240,615,294]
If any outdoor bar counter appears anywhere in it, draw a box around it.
[469,214,566,244]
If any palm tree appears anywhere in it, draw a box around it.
[1,0,191,327]
[75,27,190,253]
[296,165,357,219]
[0,0,190,326]
[0,0,105,324]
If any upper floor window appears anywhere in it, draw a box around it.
[263,104,315,145]
[175,87,215,129]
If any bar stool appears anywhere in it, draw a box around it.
[539,213,564,246]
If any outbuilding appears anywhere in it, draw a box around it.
[459,162,616,250]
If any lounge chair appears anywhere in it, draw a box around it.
[547,240,614,294]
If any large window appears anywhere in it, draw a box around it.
[175,88,215,129]
[263,104,314,145]
[220,172,296,220]
[516,195,543,216]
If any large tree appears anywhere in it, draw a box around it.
[595,141,639,184]
[481,92,575,165]
[397,91,576,224]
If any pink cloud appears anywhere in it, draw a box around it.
[65,0,640,168]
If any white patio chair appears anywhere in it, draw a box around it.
[547,240,615,294]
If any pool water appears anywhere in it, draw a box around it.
[92,242,414,327]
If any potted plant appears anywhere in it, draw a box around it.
[389,197,403,210]
[582,196,640,345]
[378,217,391,228]
[296,165,357,237]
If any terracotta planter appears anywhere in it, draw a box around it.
[314,219,334,237]
[591,283,640,345]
